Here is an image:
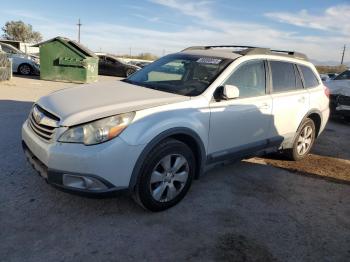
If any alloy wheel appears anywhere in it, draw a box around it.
[150,154,189,202]
[297,125,313,156]
[19,64,31,75]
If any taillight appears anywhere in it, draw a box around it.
[324,85,330,98]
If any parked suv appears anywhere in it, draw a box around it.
[22,45,329,211]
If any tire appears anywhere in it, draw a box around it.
[285,118,316,161]
[134,139,195,212]
[125,68,135,77]
[18,63,32,75]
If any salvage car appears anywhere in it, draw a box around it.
[326,70,350,119]
[0,42,40,75]
[96,53,140,77]
[22,45,329,211]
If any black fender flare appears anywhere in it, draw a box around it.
[128,127,206,191]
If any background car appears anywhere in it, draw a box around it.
[128,60,152,68]
[326,70,350,118]
[327,73,338,79]
[320,74,330,82]
[0,42,40,75]
[96,53,140,77]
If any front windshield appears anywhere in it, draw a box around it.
[125,54,232,96]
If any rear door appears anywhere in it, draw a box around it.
[269,60,309,140]
[208,59,273,159]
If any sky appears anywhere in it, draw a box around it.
[0,0,349,64]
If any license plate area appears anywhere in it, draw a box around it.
[23,143,48,179]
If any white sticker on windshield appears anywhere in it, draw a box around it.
[197,57,222,64]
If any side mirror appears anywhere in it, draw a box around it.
[223,84,239,99]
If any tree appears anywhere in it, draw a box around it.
[2,21,43,43]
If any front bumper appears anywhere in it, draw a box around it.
[22,141,123,195]
[330,95,350,117]
[22,120,144,193]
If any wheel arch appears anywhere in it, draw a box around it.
[128,127,206,191]
[299,109,322,138]
[307,112,322,137]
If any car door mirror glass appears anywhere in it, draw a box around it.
[223,84,240,99]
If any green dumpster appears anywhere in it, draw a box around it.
[34,37,98,83]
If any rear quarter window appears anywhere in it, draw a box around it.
[300,65,319,88]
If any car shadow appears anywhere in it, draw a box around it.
[12,73,40,80]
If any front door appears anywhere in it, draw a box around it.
[208,60,273,159]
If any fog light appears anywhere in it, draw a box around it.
[62,174,108,191]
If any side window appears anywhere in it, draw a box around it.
[1,45,13,53]
[105,57,115,64]
[334,70,350,80]
[270,61,298,92]
[300,65,319,88]
[223,60,266,98]
[98,56,105,63]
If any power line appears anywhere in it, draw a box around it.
[77,18,82,43]
[341,44,346,65]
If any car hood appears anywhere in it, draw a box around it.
[37,80,190,126]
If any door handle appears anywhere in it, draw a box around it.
[298,96,306,103]
[259,103,270,109]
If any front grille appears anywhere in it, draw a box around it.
[338,95,350,106]
[28,105,60,142]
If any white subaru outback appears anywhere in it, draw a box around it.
[22,45,330,211]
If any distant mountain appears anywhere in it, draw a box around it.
[311,59,350,66]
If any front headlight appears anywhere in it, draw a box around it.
[58,112,135,145]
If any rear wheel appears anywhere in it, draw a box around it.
[18,64,32,75]
[285,118,316,161]
[134,139,195,211]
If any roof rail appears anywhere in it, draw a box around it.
[182,45,259,51]
[182,45,308,61]
[269,49,308,60]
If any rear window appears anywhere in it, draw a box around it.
[270,61,299,92]
[300,65,319,88]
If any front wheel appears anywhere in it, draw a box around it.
[134,139,195,211]
[18,64,32,75]
[285,118,316,161]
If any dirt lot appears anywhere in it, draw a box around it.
[0,76,349,261]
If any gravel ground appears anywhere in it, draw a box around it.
[1,76,349,261]
[252,119,350,183]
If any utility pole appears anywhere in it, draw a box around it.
[77,18,82,43]
[129,47,132,57]
[341,44,346,65]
